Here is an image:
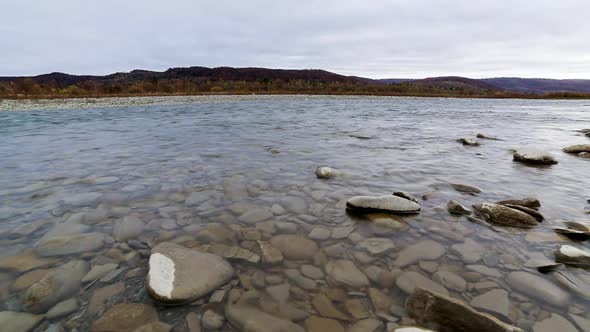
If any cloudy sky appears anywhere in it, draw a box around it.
[1,0,589,78]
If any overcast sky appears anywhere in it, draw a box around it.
[1,0,589,79]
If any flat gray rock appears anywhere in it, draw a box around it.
[470,289,510,320]
[507,271,570,307]
[473,203,539,228]
[451,239,485,263]
[513,148,558,165]
[396,271,448,296]
[533,314,578,332]
[0,311,44,332]
[226,304,304,332]
[393,240,445,267]
[35,232,106,257]
[325,259,369,289]
[346,195,420,214]
[269,235,318,260]
[147,242,234,304]
[113,216,144,242]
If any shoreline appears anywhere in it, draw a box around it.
[2,91,590,101]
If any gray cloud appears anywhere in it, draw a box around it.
[1,0,589,78]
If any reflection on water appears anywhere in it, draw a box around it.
[0,95,589,331]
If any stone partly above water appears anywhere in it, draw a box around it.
[554,245,590,267]
[23,260,89,313]
[315,166,336,179]
[563,144,590,154]
[406,288,524,332]
[506,271,570,307]
[346,195,421,214]
[447,200,471,215]
[513,148,558,165]
[496,198,541,210]
[472,203,539,228]
[456,138,480,146]
[146,242,234,304]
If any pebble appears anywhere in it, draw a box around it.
[325,259,369,289]
[396,271,448,296]
[202,309,225,330]
[393,240,445,267]
[0,311,44,332]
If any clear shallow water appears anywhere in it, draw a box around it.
[0,95,589,331]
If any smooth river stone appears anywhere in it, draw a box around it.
[0,311,44,332]
[35,232,106,257]
[0,251,59,273]
[532,314,578,332]
[393,240,445,267]
[470,289,510,320]
[92,303,159,332]
[316,167,335,179]
[147,242,234,304]
[554,245,590,267]
[513,148,558,165]
[113,215,144,242]
[396,271,448,296]
[356,237,395,255]
[450,239,485,263]
[226,304,305,332]
[563,144,590,154]
[346,195,421,214]
[506,271,570,307]
[325,259,369,289]
[23,260,89,313]
[269,234,318,260]
[472,203,539,228]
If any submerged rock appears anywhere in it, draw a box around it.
[269,235,318,260]
[502,204,544,222]
[113,216,144,242]
[447,200,471,215]
[0,311,44,332]
[563,144,590,154]
[226,304,304,332]
[450,183,482,194]
[394,240,446,267]
[513,148,558,165]
[472,203,539,228]
[477,133,501,140]
[147,242,234,304]
[35,232,106,257]
[532,314,578,332]
[346,195,421,214]
[406,288,523,332]
[393,191,420,203]
[470,289,510,320]
[456,138,480,146]
[23,260,89,313]
[553,221,590,241]
[554,245,590,267]
[316,167,336,179]
[92,303,159,332]
[553,271,590,298]
[356,237,395,256]
[325,259,369,289]
[506,271,570,307]
[396,271,448,296]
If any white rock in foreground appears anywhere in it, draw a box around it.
[346,195,420,214]
[513,148,558,165]
[315,167,336,179]
[554,245,590,267]
[147,242,234,304]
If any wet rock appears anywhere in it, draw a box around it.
[396,271,448,296]
[312,293,348,320]
[393,328,436,332]
[306,316,344,332]
[88,282,125,315]
[344,298,369,320]
[447,200,470,215]
[367,287,392,313]
[46,298,78,319]
[406,288,523,332]
[316,167,336,179]
[12,268,52,291]
[195,223,236,244]
[0,311,44,332]
[201,244,260,264]
[23,260,89,313]
[133,321,172,332]
[325,259,369,289]
[472,203,539,228]
[563,144,590,154]
[503,204,544,222]
[347,318,384,332]
[257,241,284,265]
[470,289,510,320]
[186,312,201,332]
[456,138,480,146]
[532,314,577,332]
[225,304,305,332]
[553,271,590,298]
[346,195,421,214]
[477,133,501,140]
[308,227,331,240]
[496,198,541,210]
[285,269,317,290]
[569,314,590,332]
[393,240,445,267]
[579,152,590,158]
[0,251,59,273]
[82,263,119,283]
[331,226,356,239]
[554,221,590,241]
[466,265,502,278]
[301,265,324,280]
[147,242,234,304]
[238,208,273,224]
[35,232,106,257]
[554,245,590,267]
[513,148,558,165]
[393,191,419,203]
[269,235,318,260]
[506,271,570,307]
[92,303,159,332]
[202,309,225,330]
[356,238,395,256]
[432,271,466,292]
[536,263,563,274]
[450,239,484,264]
[450,183,481,194]
[280,196,308,214]
[112,216,144,242]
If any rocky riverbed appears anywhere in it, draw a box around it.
[0,95,589,331]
